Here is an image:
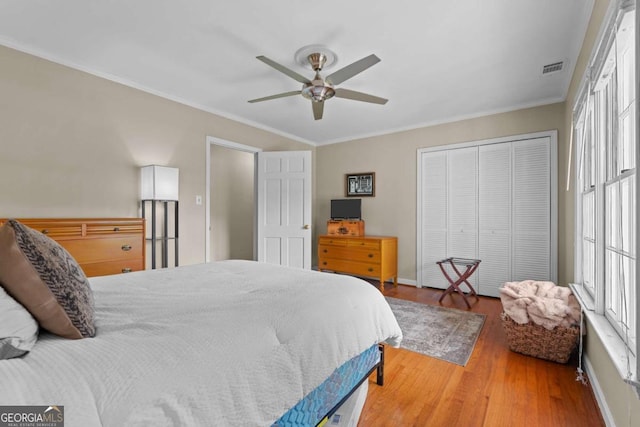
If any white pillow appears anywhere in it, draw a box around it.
[0,286,39,359]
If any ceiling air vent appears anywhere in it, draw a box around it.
[542,61,564,75]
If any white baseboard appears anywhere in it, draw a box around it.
[583,354,616,427]
[398,277,416,286]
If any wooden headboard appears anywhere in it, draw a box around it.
[0,218,145,277]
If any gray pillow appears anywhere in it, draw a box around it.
[0,220,95,339]
[0,286,38,359]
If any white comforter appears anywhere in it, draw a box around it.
[0,260,402,426]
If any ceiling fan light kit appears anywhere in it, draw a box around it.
[249,45,388,120]
[301,74,335,102]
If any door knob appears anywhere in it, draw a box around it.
[303,224,310,229]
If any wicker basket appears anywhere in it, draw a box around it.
[501,312,580,363]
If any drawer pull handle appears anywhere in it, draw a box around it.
[368,268,374,272]
[41,229,49,235]
[113,227,120,232]
[323,262,327,266]
[368,253,374,258]
[122,268,132,273]
[323,249,328,253]
[121,244,132,251]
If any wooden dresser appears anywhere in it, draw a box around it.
[318,235,398,291]
[0,218,145,277]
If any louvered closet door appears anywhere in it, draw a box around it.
[418,133,555,295]
[479,143,512,297]
[420,151,448,289]
[512,138,551,281]
[447,147,479,289]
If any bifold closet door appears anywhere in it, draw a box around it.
[419,134,555,295]
[512,138,552,281]
[419,147,478,289]
[420,151,448,289]
[477,138,552,295]
[446,147,478,289]
[478,143,512,297]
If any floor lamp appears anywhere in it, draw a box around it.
[140,165,179,269]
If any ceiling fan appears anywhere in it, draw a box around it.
[248,46,388,120]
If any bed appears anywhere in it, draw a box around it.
[0,219,402,426]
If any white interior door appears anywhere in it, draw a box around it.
[256,151,312,269]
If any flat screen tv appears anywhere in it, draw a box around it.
[331,199,361,220]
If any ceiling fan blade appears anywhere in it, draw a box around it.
[334,88,388,105]
[248,90,301,103]
[312,101,324,120]
[256,56,311,84]
[325,54,381,85]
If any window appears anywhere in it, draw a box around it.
[574,3,636,377]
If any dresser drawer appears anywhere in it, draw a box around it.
[62,237,143,263]
[318,236,348,247]
[318,245,381,263]
[318,259,381,277]
[18,221,84,238]
[81,259,144,277]
[346,239,381,250]
[86,223,144,235]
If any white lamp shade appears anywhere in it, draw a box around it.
[141,165,179,201]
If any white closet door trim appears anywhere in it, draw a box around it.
[417,130,557,154]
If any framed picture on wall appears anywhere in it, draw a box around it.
[345,172,375,197]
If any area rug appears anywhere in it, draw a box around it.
[385,297,486,366]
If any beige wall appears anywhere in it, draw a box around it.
[210,145,254,261]
[0,44,313,266]
[316,103,566,283]
[585,321,640,426]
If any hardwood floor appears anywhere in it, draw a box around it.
[358,284,605,427]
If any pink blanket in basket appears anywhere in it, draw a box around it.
[499,280,580,330]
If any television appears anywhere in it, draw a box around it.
[331,199,362,220]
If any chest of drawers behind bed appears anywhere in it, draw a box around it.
[0,218,145,277]
[318,235,398,291]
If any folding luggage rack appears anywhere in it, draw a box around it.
[436,257,481,309]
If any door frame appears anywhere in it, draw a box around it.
[205,136,262,263]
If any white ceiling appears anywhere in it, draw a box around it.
[0,0,594,146]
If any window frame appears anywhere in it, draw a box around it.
[572,0,637,387]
